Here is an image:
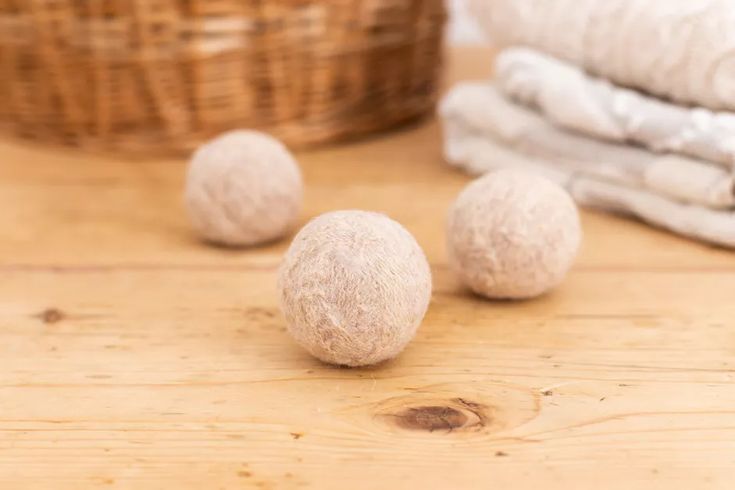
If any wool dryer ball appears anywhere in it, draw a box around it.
[278,210,432,367]
[447,169,581,299]
[185,130,303,246]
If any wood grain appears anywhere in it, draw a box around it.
[1,47,735,490]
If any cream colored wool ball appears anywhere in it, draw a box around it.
[447,169,581,299]
[278,210,432,367]
[185,130,303,246]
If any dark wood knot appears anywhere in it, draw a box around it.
[377,397,488,434]
[37,308,65,324]
[391,405,468,432]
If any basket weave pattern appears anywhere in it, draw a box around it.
[0,0,445,153]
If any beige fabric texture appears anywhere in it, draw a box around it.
[496,48,735,169]
[278,210,432,367]
[185,130,303,247]
[448,169,581,299]
[469,0,735,112]
[440,82,735,210]
[440,86,735,248]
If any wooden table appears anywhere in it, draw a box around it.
[2,48,735,490]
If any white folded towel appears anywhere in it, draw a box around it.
[440,82,735,248]
[495,48,735,169]
[441,82,735,210]
[469,0,735,112]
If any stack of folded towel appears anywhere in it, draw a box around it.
[440,0,735,247]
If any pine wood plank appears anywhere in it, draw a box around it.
[1,47,734,489]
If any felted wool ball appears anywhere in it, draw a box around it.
[447,169,581,299]
[185,130,303,246]
[278,210,432,367]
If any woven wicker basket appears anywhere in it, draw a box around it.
[0,0,445,153]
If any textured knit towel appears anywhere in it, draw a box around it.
[440,82,735,248]
[469,0,735,112]
[495,48,735,169]
[441,82,735,210]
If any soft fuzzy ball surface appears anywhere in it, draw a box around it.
[447,169,581,299]
[278,210,432,367]
[185,130,303,246]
